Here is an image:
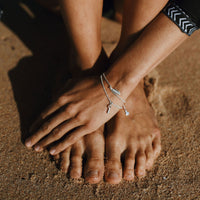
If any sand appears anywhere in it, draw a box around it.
[0,1,200,199]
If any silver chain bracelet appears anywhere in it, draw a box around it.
[100,73,129,116]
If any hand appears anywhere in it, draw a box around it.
[25,76,121,155]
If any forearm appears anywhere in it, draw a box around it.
[106,13,189,99]
[59,0,103,72]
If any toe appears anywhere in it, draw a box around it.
[152,135,161,159]
[105,143,123,184]
[69,143,84,179]
[84,133,104,184]
[135,150,146,178]
[123,148,136,181]
[84,155,104,184]
[145,145,154,170]
[60,147,71,173]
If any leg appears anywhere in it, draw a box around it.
[58,0,107,183]
[105,0,167,184]
[35,0,107,184]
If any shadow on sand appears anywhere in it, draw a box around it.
[2,0,71,143]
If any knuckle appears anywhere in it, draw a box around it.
[41,122,50,132]
[68,134,79,143]
[85,122,95,131]
[76,113,85,122]
[57,96,67,106]
[64,104,76,115]
[51,127,61,138]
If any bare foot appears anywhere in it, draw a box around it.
[105,81,161,184]
[54,127,105,184]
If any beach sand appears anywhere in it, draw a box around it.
[0,1,200,199]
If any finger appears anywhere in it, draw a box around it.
[34,118,81,151]
[40,95,71,120]
[29,95,71,133]
[49,126,89,155]
[25,106,74,148]
[29,117,43,133]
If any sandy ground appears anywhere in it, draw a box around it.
[0,1,200,199]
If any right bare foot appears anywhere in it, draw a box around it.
[104,81,161,184]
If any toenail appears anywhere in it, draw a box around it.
[71,171,81,178]
[138,170,145,177]
[124,171,134,180]
[107,172,119,179]
[25,140,32,148]
[86,170,98,178]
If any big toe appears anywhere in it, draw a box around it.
[84,156,104,184]
[105,143,123,184]
[84,130,105,184]
[105,159,122,184]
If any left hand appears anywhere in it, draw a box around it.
[25,76,121,155]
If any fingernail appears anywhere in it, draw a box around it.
[86,170,98,178]
[34,146,41,152]
[50,149,56,155]
[108,172,119,179]
[25,140,32,148]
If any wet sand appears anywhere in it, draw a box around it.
[0,1,200,199]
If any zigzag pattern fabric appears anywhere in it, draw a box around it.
[163,2,199,36]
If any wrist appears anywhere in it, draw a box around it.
[104,66,141,100]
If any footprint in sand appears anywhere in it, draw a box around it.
[155,86,191,119]
[162,90,190,119]
[144,72,191,120]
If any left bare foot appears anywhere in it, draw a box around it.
[105,81,161,184]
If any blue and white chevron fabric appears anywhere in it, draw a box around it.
[163,2,199,36]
